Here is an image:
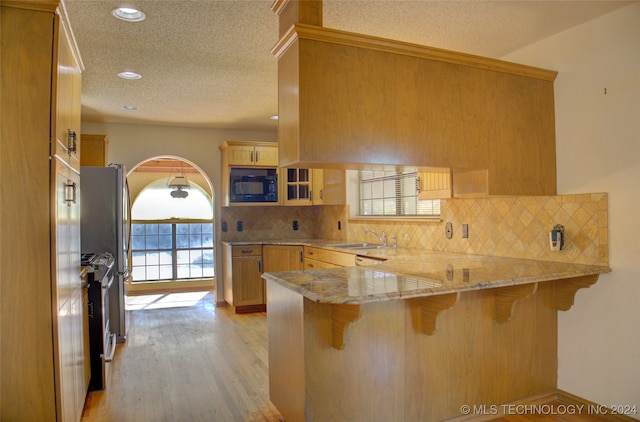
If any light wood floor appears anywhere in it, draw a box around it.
[81,291,283,422]
[80,290,624,422]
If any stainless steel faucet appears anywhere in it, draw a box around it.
[364,229,387,247]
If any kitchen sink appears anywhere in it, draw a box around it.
[331,243,385,250]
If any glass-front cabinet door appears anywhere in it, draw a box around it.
[283,168,312,205]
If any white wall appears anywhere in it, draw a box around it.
[80,121,277,301]
[504,3,640,410]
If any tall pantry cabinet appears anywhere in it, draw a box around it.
[1,1,86,421]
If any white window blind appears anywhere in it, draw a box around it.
[357,170,440,217]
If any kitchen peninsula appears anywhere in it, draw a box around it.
[262,244,610,421]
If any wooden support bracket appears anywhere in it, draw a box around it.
[407,293,460,335]
[494,283,538,323]
[554,274,599,311]
[330,304,362,350]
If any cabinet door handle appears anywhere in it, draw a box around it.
[299,251,303,263]
[255,151,259,163]
[241,249,254,254]
[67,129,77,153]
[64,180,77,205]
[258,260,262,273]
[320,189,324,200]
[250,150,254,163]
[104,333,117,362]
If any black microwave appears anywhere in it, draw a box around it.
[229,168,278,203]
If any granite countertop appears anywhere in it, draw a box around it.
[223,239,611,304]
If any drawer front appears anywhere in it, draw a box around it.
[232,245,262,257]
[303,246,319,259]
[355,255,387,266]
[304,258,338,270]
[317,249,355,267]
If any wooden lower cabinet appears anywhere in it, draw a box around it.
[303,246,355,269]
[263,245,304,307]
[223,244,265,313]
[263,245,304,272]
[55,159,86,422]
[223,244,306,313]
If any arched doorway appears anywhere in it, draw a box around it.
[126,156,215,295]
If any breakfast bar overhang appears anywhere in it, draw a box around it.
[263,249,610,421]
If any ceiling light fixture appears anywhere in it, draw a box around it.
[168,163,191,199]
[122,105,138,111]
[111,7,146,22]
[118,71,142,80]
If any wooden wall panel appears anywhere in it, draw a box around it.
[1,4,58,420]
[268,282,558,421]
[267,280,305,422]
[275,25,557,195]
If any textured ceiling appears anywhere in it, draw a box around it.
[64,0,632,131]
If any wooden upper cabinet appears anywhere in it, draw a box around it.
[281,167,345,206]
[311,168,324,205]
[80,134,109,166]
[272,0,322,39]
[418,168,452,200]
[282,167,312,206]
[221,141,278,167]
[219,141,279,207]
[272,24,558,196]
[312,168,345,205]
[254,145,278,166]
[54,14,82,171]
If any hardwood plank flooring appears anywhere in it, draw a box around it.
[81,291,283,422]
[80,290,624,422]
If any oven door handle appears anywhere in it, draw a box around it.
[104,333,117,363]
[103,275,115,290]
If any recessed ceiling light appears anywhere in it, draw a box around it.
[112,7,146,22]
[270,115,279,120]
[118,71,142,80]
[123,105,138,111]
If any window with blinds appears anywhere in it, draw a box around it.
[357,170,440,217]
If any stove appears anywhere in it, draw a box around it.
[83,252,116,390]
[83,252,115,283]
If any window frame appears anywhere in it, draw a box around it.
[351,169,441,220]
[130,219,214,283]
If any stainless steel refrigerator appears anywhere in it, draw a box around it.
[81,164,131,343]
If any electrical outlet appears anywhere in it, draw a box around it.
[462,224,469,238]
[221,221,228,232]
[293,220,299,231]
[236,221,243,232]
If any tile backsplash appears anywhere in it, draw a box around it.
[348,193,608,266]
[220,205,348,242]
[220,193,608,266]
